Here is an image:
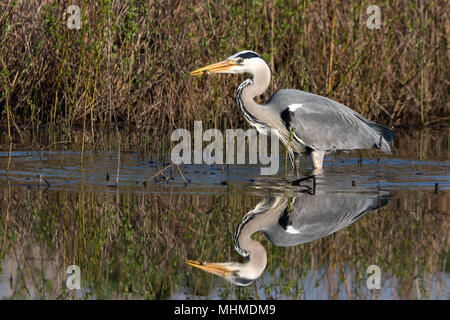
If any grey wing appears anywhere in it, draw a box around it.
[267,89,395,152]
[267,192,390,246]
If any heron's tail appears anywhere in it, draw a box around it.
[368,122,396,153]
[368,122,396,143]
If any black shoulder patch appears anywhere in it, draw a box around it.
[237,51,262,60]
[278,207,290,230]
[305,146,313,154]
[280,108,292,130]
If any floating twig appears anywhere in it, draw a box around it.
[176,165,189,186]
[144,164,174,186]
[37,174,50,188]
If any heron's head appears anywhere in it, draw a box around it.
[191,50,267,76]
[186,260,260,286]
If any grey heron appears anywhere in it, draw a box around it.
[187,188,390,286]
[191,51,396,170]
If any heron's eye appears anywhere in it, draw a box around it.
[237,58,244,64]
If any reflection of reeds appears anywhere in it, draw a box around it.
[0,186,447,299]
[0,1,448,147]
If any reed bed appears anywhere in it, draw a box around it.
[0,0,448,150]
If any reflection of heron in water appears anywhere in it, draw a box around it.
[187,188,390,286]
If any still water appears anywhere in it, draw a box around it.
[0,128,448,299]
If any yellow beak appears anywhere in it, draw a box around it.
[186,260,232,277]
[190,60,236,76]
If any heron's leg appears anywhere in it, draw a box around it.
[294,153,301,168]
[310,150,325,170]
[291,175,316,194]
[293,153,300,177]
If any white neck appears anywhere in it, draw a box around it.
[242,61,271,104]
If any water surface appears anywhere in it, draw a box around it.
[0,128,448,299]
